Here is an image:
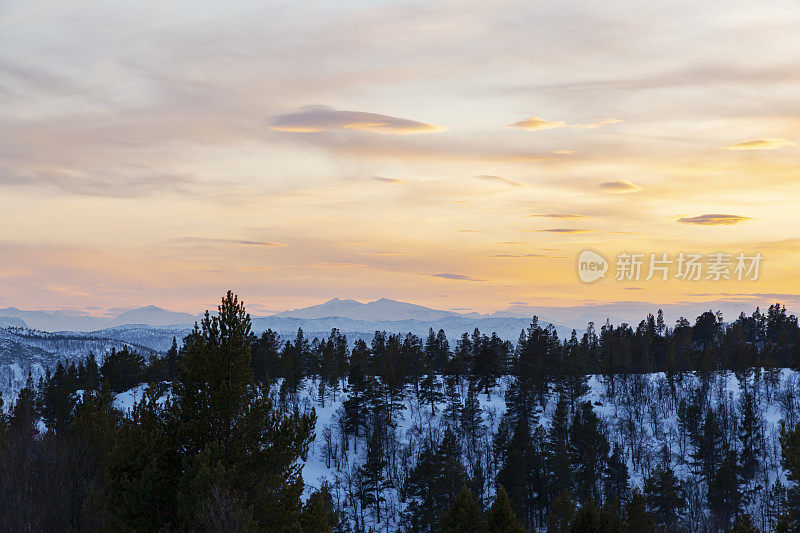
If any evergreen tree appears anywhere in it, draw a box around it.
[440,485,483,533]
[604,443,630,505]
[569,499,619,533]
[360,428,392,525]
[300,485,339,533]
[570,400,609,503]
[405,428,468,531]
[497,415,539,528]
[728,514,760,533]
[250,329,280,383]
[546,489,574,533]
[623,488,654,533]
[419,373,444,416]
[546,394,572,499]
[107,292,316,530]
[644,465,685,529]
[460,382,486,456]
[779,421,800,529]
[487,487,525,533]
[691,407,725,481]
[709,450,742,530]
[738,392,762,485]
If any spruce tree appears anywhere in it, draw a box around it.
[623,488,654,533]
[779,421,800,529]
[570,400,609,503]
[604,443,630,504]
[440,485,483,533]
[644,465,685,529]
[546,394,572,499]
[708,450,741,530]
[460,382,486,456]
[738,392,762,487]
[360,428,392,525]
[300,485,339,533]
[487,486,525,533]
[545,489,574,533]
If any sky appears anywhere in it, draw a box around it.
[1,0,799,317]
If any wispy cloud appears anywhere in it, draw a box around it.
[474,174,525,187]
[171,237,285,247]
[311,262,370,268]
[677,214,752,225]
[428,273,485,281]
[270,105,444,135]
[369,176,406,184]
[491,253,560,258]
[536,228,594,234]
[529,213,585,219]
[598,180,643,193]
[507,116,567,131]
[507,116,621,131]
[723,138,794,151]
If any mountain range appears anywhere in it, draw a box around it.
[0,297,790,333]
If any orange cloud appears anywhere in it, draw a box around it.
[598,180,643,193]
[474,174,525,187]
[677,214,752,225]
[723,138,794,151]
[270,105,444,135]
[507,116,567,131]
[428,273,485,281]
[508,116,621,131]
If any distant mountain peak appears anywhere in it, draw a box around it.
[273,297,460,321]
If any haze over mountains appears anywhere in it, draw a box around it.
[0,297,791,334]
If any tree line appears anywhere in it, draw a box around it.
[1,295,799,531]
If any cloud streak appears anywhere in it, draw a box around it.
[270,105,444,135]
[598,180,643,193]
[428,273,485,282]
[723,138,794,151]
[474,174,525,187]
[677,214,752,225]
[507,116,621,131]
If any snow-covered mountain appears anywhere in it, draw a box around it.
[0,327,157,408]
[0,305,199,332]
[272,297,467,322]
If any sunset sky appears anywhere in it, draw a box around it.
[1,0,799,316]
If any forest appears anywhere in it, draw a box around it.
[1,291,799,532]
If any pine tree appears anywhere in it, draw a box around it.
[460,382,486,456]
[691,407,725,481]
[9,374,38,439]
[644,465,685,529]
[623,488,654,533]
[487,487,525,533]
[779,421,800,529]
[107,292,316,530]
[419,373,444,416]
[569,499,619,533]
[708,450,741,530]
[300,485,339,533]
[546,394,572,499]
[546,489,574,533]
[570,400,609,503]
[497,415,539,528]
[738,392,762,486]
[440,485,483,533]
[604,443,630,504]
[360,428,392,525]
[443,377,462,427]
